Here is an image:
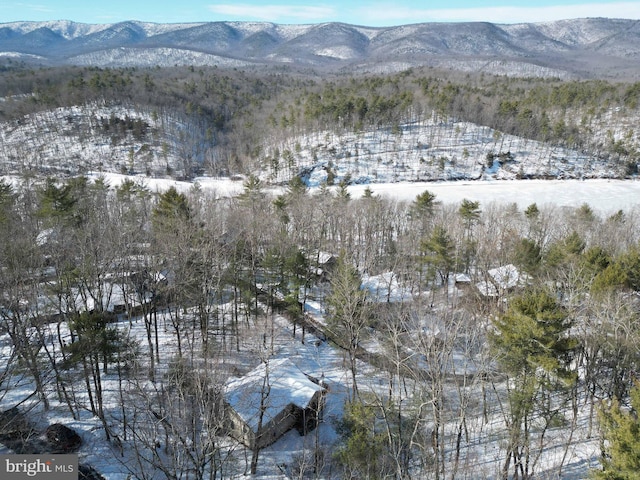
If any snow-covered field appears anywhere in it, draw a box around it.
[347,178,640,214]
[81,172,640,215]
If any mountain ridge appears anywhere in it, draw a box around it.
[0,18,639,78]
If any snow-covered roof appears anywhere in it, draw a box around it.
[361,271,413,302]
[39,282,151,314]
[224,358,324,431]
[477,264,522,297]
[314,251,335,265]
[489,264,520,290]
[454,273,472,283]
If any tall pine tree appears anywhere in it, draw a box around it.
[594,383,640,480]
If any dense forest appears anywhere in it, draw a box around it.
[0,63,639,178]
[1,172,640,478]
[1,62,640,479]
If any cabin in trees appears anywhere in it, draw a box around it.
[476,264,526,298]
[224,358,327,450]
[309,251,337,282]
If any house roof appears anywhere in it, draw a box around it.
[315,251,335,265]
[489,264,520,290]
[361,271,413,302]
[224,358,324,431]
[40,282,152,314]
[477,264,522,297]
[454,273,472,283]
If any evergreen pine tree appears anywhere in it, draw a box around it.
[490,288,577,480]
[594,383,640,480]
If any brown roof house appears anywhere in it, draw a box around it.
[224,358,326,450]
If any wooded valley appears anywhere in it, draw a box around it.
[0,64,639,179]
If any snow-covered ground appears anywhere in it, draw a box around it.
[2,104,638,187]
[347,178,640,214]
[0,303,356,479]
[0,288,603,479]
[80,172,640,215]
[261,114,636,186]
[1,101,637,478]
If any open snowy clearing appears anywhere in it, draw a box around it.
[79,172,640,215]
[346,178,640,214]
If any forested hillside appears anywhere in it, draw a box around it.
[1,60,640,479]
[0,64,639,180]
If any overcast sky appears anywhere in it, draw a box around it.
[2,0,640,25]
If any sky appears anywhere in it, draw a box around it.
[2,0,640,26]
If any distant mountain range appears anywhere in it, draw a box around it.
[1,18,639,78]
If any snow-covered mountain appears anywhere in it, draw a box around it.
[1,18,639,78]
